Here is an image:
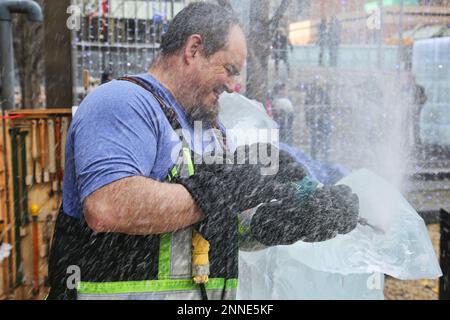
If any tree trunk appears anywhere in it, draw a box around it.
[12,0,45,109]
[246,0,271,102]
[217,0,292,102]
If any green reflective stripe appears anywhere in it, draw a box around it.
[159,149,192,279]
[237,208,257,236]
[158,233,172,279]
[238,219,249,236]
[182,147,194,176]
[78,278,238,295]
[167,167,177,182]
[225,279,238,289]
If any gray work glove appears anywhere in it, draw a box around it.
[249,183,360,246]
[174,143,308,216]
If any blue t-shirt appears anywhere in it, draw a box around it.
[63,73,228,218]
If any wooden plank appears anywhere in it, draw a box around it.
[7,109,72,116]
[43,0,74,108]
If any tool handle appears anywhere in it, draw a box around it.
[60,118,69,172]
[47,119,56,174]
[55,118,62,180]
[32,217,40,295]
[83,70,90,91]
[25,132,33,186]
[31,120,38,160]
[38,119,47,169]
[35,161,42,184]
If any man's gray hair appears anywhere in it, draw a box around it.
[160,2,240,57]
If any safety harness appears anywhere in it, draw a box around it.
[47,76,238,300]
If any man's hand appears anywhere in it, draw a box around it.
[174,143,307,218]
[249,184,360,246]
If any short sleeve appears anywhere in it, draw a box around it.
[72,81,163,202]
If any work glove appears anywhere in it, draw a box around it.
[173,143,307,218]
[249,181,360,246]
[235,143,307,183]
[209,143,307,210]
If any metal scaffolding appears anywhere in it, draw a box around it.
[71,0,188,104]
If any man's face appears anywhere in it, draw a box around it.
[186,25,247,126]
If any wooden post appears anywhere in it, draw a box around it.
[43,0,74,108]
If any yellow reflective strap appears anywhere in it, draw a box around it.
[192,231,210,266]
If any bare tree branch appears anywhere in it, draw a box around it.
[217,0,233,11]
[269,0,292,29]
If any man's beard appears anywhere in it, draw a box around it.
[186,102,220,128]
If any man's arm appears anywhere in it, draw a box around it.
[83,176,205,235]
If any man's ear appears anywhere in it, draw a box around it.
[183,34,203,65]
